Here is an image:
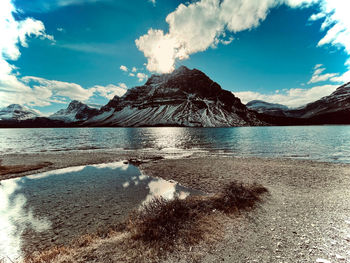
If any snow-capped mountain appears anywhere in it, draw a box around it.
[246,100,289,117]
[247,82,350,124]
[0,104,41,121]
[287,82,350,119]
[50,100,99,123]
[86,66,265,127]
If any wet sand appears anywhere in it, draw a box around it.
[1,152,350,262]
[0,150,164,181]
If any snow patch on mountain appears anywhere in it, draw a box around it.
[247,100,289,111]
[50,100,99,123]
[0,104,41,121]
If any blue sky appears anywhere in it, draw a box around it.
[1,0,350,115]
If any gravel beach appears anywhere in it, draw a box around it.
[1,152,350,262]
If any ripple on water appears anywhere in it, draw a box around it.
[1,127,350,163]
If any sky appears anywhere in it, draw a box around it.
[0,0,350,115]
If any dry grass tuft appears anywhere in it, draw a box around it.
[24,247,68,263]
[213,181,268,213]
[128,197,211,249]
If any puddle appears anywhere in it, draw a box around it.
[0,162,197,260]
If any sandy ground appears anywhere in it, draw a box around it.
[1,152,350,262]
[142,157,350,263]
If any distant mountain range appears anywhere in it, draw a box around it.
[246,100,289,117]
[247,82,350,124]
[0,67,349,128]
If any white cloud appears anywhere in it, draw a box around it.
[136,29,180,73]
[36,0,110,10]
[136,72,148,82]
[22,76,94,101]
[120,65,128,72]
[119,83,127,90]
[93,83,127,99]
[0,0,52,61]
[0,0,55,107]
[235,84,339,108]
[313,1,350,56]
[314,64,323,70]
[308,64,339,84]
[149,0,156,6]
[330,70,350,83]
[221,36,234,45]
[310,1,350,84]
[236,62,345,107]
[136,0,350,81]
[60,43,119,54]
[126,67,148,82]
[0,74,128,107]
[135,0,290,73]
[57,27,64,32]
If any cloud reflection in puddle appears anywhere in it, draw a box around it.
[122,173,190,205]
[0,179,50,261]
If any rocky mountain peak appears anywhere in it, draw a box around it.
[87,66,263,127]
[67,100,85,111]
[0,104,40,121]
[50,101,98,122]
[145,65,192,86]
[7,104,24,110]
[331,82,350,96]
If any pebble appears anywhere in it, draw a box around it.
[316,259,331,263]
[335,254,345,261]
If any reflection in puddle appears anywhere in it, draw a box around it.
[142,179,190,205]
[0,180,50,260]
[0,162,195,261]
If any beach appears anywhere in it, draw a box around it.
[1,152,350,262]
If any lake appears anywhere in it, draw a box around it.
[1,126,350,163]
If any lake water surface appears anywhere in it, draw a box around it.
[1,126,350,163]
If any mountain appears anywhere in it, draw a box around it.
[50,100,99,123]
[286,82,350,119]
[86,66,265,127]
[246,100,289,117]
[248,82,350,125]
[0,104,41,121]
[0,104,69,128]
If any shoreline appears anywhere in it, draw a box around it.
[1,149,349,181]
[1,152,350,262]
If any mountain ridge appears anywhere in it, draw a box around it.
[0,104,41,121]
[50,100,99,123]
[1,68,349,127]
[86,66,265,127]
[247,82,350,123]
